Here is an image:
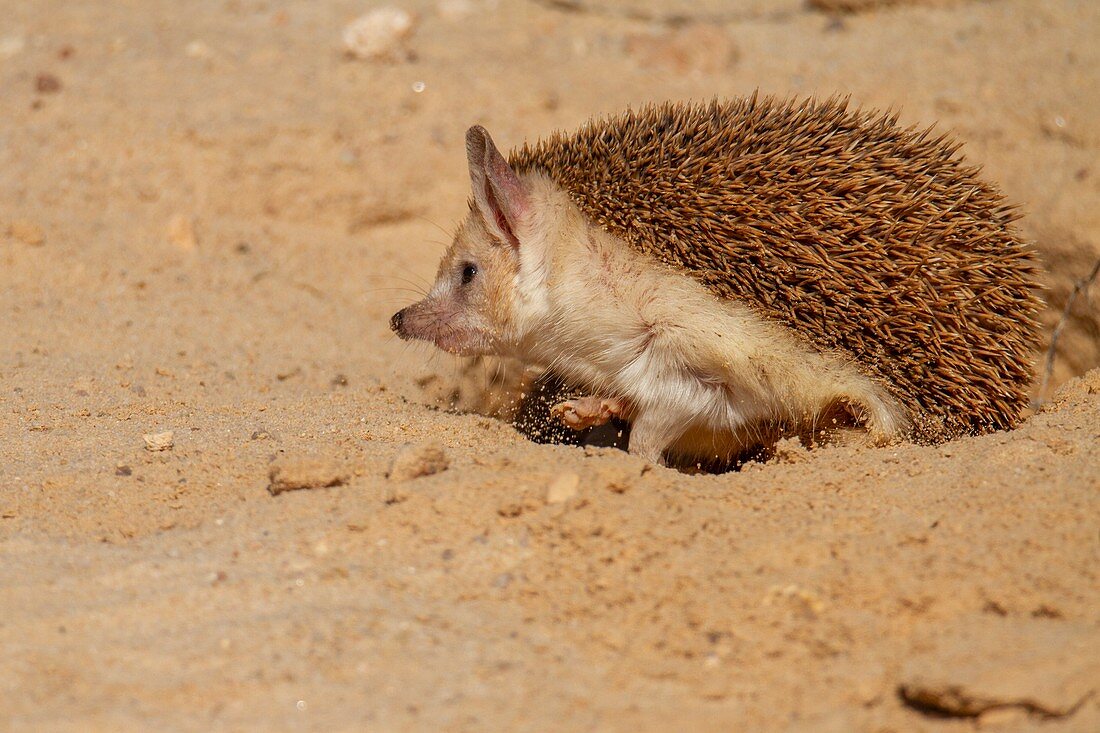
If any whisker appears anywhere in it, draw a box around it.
[416,214,455,241]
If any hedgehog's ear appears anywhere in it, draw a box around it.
[466,125,528,250]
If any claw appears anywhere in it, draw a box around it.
[551,396,624,431]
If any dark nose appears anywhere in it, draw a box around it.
[390,309,405,335]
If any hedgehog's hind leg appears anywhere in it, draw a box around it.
[818,383,908,446]
[626,407,693,466]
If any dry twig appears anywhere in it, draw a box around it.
[1037,256,1100,406]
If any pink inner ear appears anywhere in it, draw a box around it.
[484,179,520,249]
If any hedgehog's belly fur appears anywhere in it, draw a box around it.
[511,174,906,463]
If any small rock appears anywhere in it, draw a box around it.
[143,431,174,452]
[115,464,132,476]
[166,214,198,251]
[545,472,579,503]
[0,35,25,59]
[268,458,350,496]
[34,73,62,93]
[387,441,448,481]
[0,34,24,58]
[342,7,417,61]
[7,220,45,246]
[898,617,1099,718]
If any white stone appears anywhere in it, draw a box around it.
[342,8,416,60]
[143,431,175,452]
[546,473,580,503]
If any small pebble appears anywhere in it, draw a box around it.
[387,441,448,481]
[546,473,579,503]
[143,431,174,452]
[268,458,350,495]
[342,7,417,60]
[0,35,25,59]
[166,214,197,251]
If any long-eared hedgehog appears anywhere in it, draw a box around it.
[392,94,1043,466]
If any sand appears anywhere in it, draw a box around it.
[1,0,1098,730]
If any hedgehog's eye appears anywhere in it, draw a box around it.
[460,262,478,285]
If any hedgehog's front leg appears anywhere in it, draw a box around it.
[551,396,626,430]
[551,396,675,464]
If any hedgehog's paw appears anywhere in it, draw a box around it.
[551,396,624,431]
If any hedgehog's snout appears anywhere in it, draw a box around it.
[390,308,407,338]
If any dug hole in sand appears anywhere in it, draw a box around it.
[1,0,1097,730]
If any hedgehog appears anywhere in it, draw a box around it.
[390,95,1042,467]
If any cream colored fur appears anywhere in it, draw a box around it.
[501,173,907,464]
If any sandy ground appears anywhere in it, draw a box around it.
[1,0,1099,730]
